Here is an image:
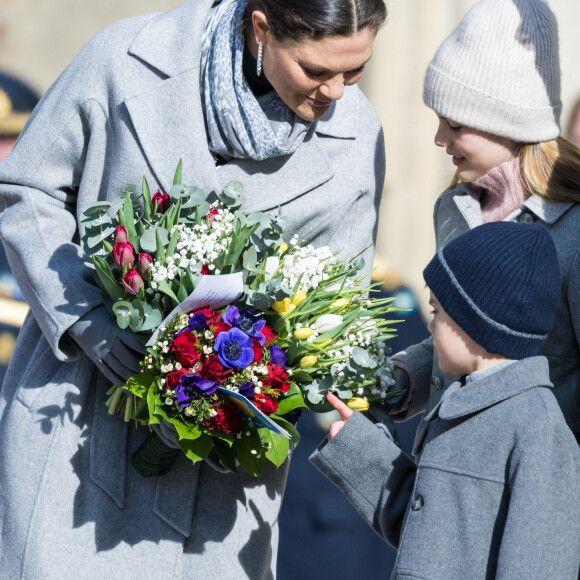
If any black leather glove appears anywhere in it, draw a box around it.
[68,305,147,386]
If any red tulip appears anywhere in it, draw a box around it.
[121,268,144,295]
[152,191,171,213]
[113,241,136,269]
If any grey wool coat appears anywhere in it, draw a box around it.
[0,2,385,578]
[311,357,580,579]
[394,184,580,457]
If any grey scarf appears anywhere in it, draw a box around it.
[200,0,312,161]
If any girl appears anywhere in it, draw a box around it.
[387,0,580,460]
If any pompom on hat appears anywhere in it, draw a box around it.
[423,222,561,360]
[423,0,561,143]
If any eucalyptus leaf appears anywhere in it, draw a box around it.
[219,180,245,207]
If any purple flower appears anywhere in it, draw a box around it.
[223,306,266,345]
[187,312,210,333]
[269,345,288,367]
[175,373,220,407]
[239,381,255,399]
[214,327,254,368]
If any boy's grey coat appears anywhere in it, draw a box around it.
[395,185,580,456]
[0,1,385,578]
[311,357,580,579]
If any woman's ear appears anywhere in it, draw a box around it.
[251,10,270,45]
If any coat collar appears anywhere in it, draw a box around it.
[424,356,552,422]
[451,182,574,226]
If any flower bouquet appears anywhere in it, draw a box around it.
[81,161,404,476]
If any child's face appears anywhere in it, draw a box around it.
[434,116,519,182]
[428,291,481,376]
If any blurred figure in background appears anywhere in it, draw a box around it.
[277,260,428,580]
[0,72,39,383]
[566,95,580,148]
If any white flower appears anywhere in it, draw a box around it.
[264,256,280,281]
[314,314,343,334]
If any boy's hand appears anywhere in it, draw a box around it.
[326,393,354,440]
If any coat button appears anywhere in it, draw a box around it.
[518,212,535,223]
[411,495,424,511]
[431,377,442,391]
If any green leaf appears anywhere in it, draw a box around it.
[146,389,161,424]
[270,416,300,446]
[123,371,156,398]
[212,439,238,473]
[116,310,130,329]
[243,246,258,270]
[219,180,245,207]
[140,227,169,253]
[352,346,377,368]
[128,308,143,332]
[173,159,183,185]
[123,190,137,240]
[179,434,212,463]
[92,255,126,300]
[156,228,166,261]
[235,433,267,477]
[276,392,307,416]
[142,176,152,220]
[174,419,202,441]
[177,282,189,303]
[158,280,179,305]
[260,429,290,468]
[139,308,163,333]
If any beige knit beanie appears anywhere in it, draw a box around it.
[423,0,561,143]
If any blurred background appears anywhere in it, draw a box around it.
[1,0,579,578]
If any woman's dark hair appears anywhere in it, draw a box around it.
[243,0,387,41]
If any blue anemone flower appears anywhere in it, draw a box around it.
[223,305,266,345]
[214,327,254,368]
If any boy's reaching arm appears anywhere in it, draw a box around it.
[310,395,417,548]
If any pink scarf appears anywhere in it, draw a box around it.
[471,158,531,223]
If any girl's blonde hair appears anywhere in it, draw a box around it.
[451,136,580,203]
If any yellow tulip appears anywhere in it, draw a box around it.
[291,290,307,306]
[331,298,350,309]
[271,298,296,316]
[278,242,289,254]
[347,397,369,411]
[314,339,333,349]
[299,355,318,369]
[294,327,314,340]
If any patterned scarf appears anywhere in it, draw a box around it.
[200,0,312,161]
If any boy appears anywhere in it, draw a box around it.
[310,222,580,579]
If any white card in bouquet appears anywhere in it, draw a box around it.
[145,272,244,346]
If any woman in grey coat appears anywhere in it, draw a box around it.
[0,0,387,578]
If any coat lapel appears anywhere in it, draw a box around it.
[124,0,219,196]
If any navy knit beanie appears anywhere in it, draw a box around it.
[423,222,561,360]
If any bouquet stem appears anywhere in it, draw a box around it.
[131,431,180,478]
